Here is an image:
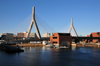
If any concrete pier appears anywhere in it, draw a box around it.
[71,43,99,47]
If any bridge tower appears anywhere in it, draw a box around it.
[27,6,41,39]
[69,18,78,37]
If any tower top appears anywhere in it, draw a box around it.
[71,18,73,26]
[32,6,35,21]
[69,18,78,36]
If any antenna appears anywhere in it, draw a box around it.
[69,18,78,36]
[27,6,41,39]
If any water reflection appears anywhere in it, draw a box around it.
[79,47,93,53]
[72,45,76,50]
[1,46,100,66]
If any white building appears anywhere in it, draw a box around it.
[43,33,50,37]
[29,33,37,38]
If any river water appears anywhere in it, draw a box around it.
[0,46,100,66]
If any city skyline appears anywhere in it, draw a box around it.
[0,0,100,36]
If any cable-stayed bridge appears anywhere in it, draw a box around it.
[11,6,100,42]
[13,6,77,38]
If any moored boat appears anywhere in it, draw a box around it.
[45,43,53,48]
[0,43,24,52]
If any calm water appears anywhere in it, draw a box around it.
[0,46,100,66]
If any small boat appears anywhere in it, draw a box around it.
[45,43,53,48]
[54,44,70,49]
[59,46,69,49]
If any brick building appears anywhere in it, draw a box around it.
[23,32,28,37]
[85,32,100,43]
[17,33,24,37]
[50,33,72,46]
[17,32,37,38]
[13,35,17,37]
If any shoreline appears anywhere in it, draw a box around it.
[72,43,100,47]
[10,43,100,47]
[11,43,44,47]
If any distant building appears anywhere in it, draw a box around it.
[24,31,28,37]
[17,32,24,37]
[43,33,50,37]
[29,33,37,38]
[1,33,14,41]
[17,32,37,38]
[17,32,28,38]
[13,35,17,37]
[85,32,100,43]
[50,33,72,46]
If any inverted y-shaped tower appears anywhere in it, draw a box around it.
[69,18,78,36]
[27,6,41,39]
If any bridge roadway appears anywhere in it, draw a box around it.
[13,36,100,42]
[11,36,100,43]
[72,36,100,40]
[41,36,100,41]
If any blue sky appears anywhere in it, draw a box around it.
[0,0,100,36]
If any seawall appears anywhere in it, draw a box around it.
[72,43,100,47]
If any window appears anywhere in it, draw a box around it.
[90,34,92,37]
[53,37,57,39]
[97,32,99,35]
[53,42,57,44]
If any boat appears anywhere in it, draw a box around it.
[54,44,70,49]
[0,43,24,52]
[59,46,69,49]
[45,43,53,48]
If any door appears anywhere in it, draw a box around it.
[62,41,68,46]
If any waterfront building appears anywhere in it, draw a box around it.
[1,33,14,41]
[85,32,100,43]
[50,33,72,46]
